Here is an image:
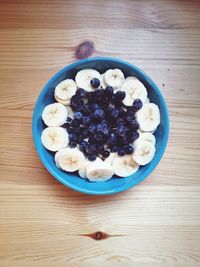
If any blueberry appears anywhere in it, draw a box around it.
[126,109,135,117]
[117,118,124,126]
[133,99,143,110]
[111,109,120,119]
[67,117,72,123]
[70,118,80,128]
[76,88,87,98]
[105,86,114,96]
[74,111,83,120]
[69,141,77,148]
[107,133,117,145]
[125,116,132,124]
[125,145,133,154]
[88,154,97,161]
[132,131,139,141]
[115,125,127,136]
[115,91,126,101]
[69,133,77,142]
[83,128,89,137]
[94,109,105,120]
[91,103,99,111]
[90,78,100,88]
[94,133,104,142]
[130,120,139,130]
[82,116,91,126]
[118,107,126,117]
[102,150,110,158]
[79,140,87,151]
[118,148,126,156]
[88,124,96,134]
[86,143,97,154]
[97,144,104,153]
[77,134,85,142]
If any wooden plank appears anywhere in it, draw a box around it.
[0,184,200,265]
[0,0,200,29]
[0,29,200,69]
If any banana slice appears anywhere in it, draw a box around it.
[136,103,160,132]
[132,140,155,165]
[55,95,70,106]
[135,132,156,146]
[57,148,85,172]
[122,79,147,106]
[41,127,69,152]
[66,106,74,119]
[86,161,114,182]
[55,148,67,168]
[112,155,139,177]
[42,103,68,127]
[75,69,101,91]
[55,79,77,104]
[103,69,125,89]
[78,157,102,179]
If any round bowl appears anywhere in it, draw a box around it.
[32,57,169,195]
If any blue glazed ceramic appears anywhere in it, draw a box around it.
[32,57,169,195]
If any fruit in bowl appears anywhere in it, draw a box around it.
[32,58,169,195]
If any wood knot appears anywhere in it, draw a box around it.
[75,41,95,59]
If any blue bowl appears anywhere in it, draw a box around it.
[32,57,169,195]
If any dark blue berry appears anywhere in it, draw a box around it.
[94,109,105,120]
[105,86,114,96]
[132,131,139,141]
[88,124,96,134]
[117,118,124,126]
[67,117,72,123]
[79,140,87,150]
[126,145,134,154]
[97,144,104,153]
[90,78,100,88]
[115,91,126,101]
[111,109,120,119]
[74,111,83,120]
[115,125,127,136]
[118,148,126,156]
[69,133,77,142]
[102,150,110,158]
[130,120,139,130]
[82,116,91,126]
[88,154,97,161]
[125,116,133,124]
[133,99,143,110]
[83,104,91,115]
[107,133,117,145]
[76,88,87,98]
[86,143,97,154]
[70,118,79,128]
[94,133,104,142]
[91,103,99,111]
[77,134,84,142]
[69,141,77,148]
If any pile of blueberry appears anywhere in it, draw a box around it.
[65,78,143,161]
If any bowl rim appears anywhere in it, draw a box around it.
[32,57,169,195]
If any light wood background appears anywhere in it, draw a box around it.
[0,1,200,266]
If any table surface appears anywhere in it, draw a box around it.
[0,1,200,267]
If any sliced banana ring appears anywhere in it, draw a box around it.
[112,155,139,177]
[55,95,70,106]
[86,161,113,182]
[135,132,156,146]
[55,79,77,103]
[78,157,102,179]
[57,148,85,172]
[41,127,69,152]
[136,103,160,132]
[42,102,68,127]
[132,140,155,166]
[75,69,101,91]
[103,69,125,89]
[122,79,147,106]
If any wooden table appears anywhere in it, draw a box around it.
[0,1,200,266]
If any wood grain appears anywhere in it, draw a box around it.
[0,0,200,266]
